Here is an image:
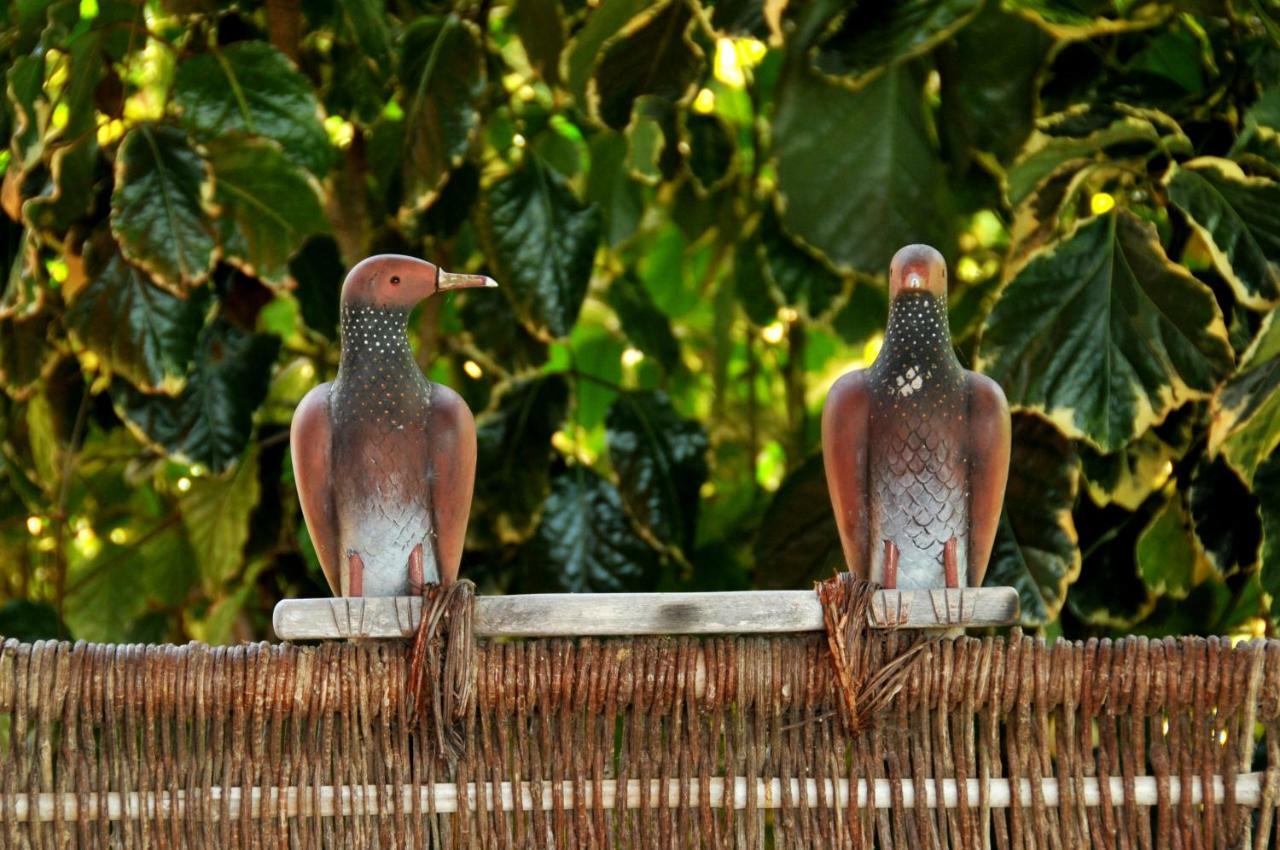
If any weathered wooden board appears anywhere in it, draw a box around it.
[271,588,1020,641]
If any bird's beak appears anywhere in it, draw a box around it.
[436,269,499,292]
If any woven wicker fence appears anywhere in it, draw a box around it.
[3,627,1280,849]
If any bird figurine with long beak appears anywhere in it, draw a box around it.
[822,245,1011,602]
[291,254,497,597]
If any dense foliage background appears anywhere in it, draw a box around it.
[1,0,1279,644]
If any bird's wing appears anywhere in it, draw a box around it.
[965,372,1012,586]
[291,382,341,594]
[424,384,477,585]
[822,371,872,579]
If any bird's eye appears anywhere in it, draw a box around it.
[390,275,401,286]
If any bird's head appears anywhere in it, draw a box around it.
[888,244,948,301]
[341,254,497,309]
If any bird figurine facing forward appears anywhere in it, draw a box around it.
[291,255,497,597]
[822,245,1010,597]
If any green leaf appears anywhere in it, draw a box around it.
[585,132,645,247]
[606,390,709,550]
[400,15,485,208]
[1135,490,1200,600]
[336,0,393,76]
[710,0,769,38]
[0,310,55,400]
[1232,86,1280,171]
[109,125,217,294]
[760,211,845,318]
[290,235,343,341]
[522,465,660,592]
[1067,500,1157,630]
[64,517,196,643]
[681,112,736,194]
[773,62,953,275]
[474,374,570,540]
[1256,450,1280,622]
[753,453,842,589]
[1188,455,1260,578]
[984,413,1081,626]
[1006,105,1189,206]
[173,42,332,177]
[603,273,682,372]
[939,3,1052,164]
[590,0,703,130]
[1079,412,1192,510]
[564,0,650,106]
[22,136,98,233]
[207,136,328,287]
[1210,311,1280,485]
[483,156,601,339]
[64,238,209,393]
[0,599,69,641]
[977,210,1234,453]
[112,319,281,472]
[812,0,981,82]
[512,0,565,86]
[1165,158,1280,310]
[179,449,260,591]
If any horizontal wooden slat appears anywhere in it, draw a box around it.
[2,772,1261,822]
[271,588,1020,641]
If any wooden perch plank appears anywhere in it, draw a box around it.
[271,588,1020,641]
[4,773,1263,822]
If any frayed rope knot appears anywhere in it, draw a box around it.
[406,578,476,761]
[815,572,932,735]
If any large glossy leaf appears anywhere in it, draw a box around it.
[207,136,328,288]
[523,465,660,592]
[483,156,601,339]
[1256,450,1280,623]
[1210,311,1280,484]
[474,374,570,540]
[939,3,1052,164]
[173,42,332,177]
[984,413,1081,625]
[1165,158,1280,310]
[400,15,485,208]
[591,0,703,130]
[64,239,209,393]
[112,319,280,472]
[813,0,981,82]
[606,390,709,550]
[753,454,842,589]
[1188,455,1260,578]
[977,210,1234,453]
[773,62,952,275]
[180,449,260,591]
[603,273,682,372]
[109,125,217,294]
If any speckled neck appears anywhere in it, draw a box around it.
[337,303,418,381]
[870,292,963,397]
